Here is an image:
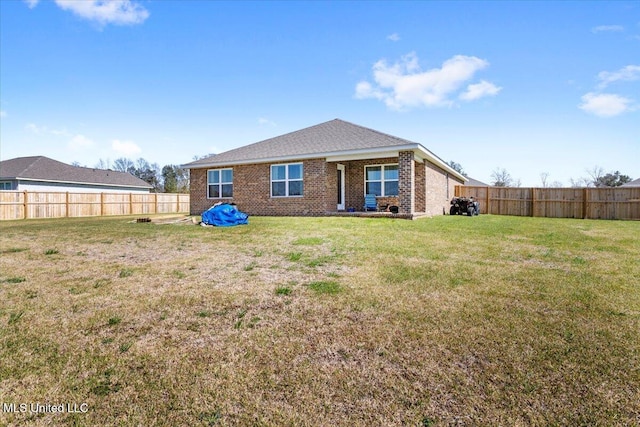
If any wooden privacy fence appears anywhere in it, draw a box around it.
[0,191,190,220]
[455,186,640,220]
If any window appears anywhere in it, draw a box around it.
[207,169,233,198]
[365,164,398,196]
[271,163,303,197]
[0,182,12,190]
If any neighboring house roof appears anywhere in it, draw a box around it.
[465,177,489,186]
[184,118,467,182]
[621,177,640,187]
[0,156,152,189]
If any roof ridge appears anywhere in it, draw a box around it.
[333,119,452,166]
[192,119,352,163]
[331,118,417,146]
[21,156,46,177]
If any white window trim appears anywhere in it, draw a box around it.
[364,163,399,197]
[207,168,233,199]
[271,162,304,198]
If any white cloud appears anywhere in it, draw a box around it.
[579,92,634,117]
[591,25,624,33]
[387,33,401,42]
[25,123,72,137]
[53,0,149,26]
[355,52,499,110]
[22,0,39,9]
[258,117,276,127]
[25,123,44,134]
[68,134,94,150]
[597,65,640,88]
[460,80,502,101]
[112,139,142,156]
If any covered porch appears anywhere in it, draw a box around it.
[325,150,423,216]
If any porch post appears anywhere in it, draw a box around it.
[398,150,415,214]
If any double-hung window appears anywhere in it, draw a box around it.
[271,163,303,197]
[208,169,233,198]
[365,164,398,196]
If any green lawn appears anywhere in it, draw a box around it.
[1,215,639,426]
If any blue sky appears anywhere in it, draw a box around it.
[1,0,638,186]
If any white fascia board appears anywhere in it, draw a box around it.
[414,146,468,182]
[183,153,327,169]
[15,177,152,190]
[185,144,423,169]
[325,144,420,162]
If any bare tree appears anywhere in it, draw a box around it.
[540,172,550,188]
[113,157,135,173]
[94,158,111,170]
[570,177,591,187]
[491,168,513,187]
[586,166,605,187]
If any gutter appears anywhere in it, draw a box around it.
[11,177,153,190]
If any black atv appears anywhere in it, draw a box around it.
[450,197,479,216]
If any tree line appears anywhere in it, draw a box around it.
[448,161,633,188]
[90,158,189,193]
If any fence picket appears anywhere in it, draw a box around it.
[456,186,639,220]
[0,191,190,220]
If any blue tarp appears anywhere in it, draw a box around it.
[201,204,249,227]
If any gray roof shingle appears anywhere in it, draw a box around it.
[184,119,467,182]
[0,156,152,189]
[185,119,437,166]
[621,177,640,187]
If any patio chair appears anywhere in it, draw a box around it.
[363,194,378,211]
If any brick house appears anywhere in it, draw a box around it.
[183,119,466,218]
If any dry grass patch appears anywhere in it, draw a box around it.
[1,214,639,426]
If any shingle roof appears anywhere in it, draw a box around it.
[185,118,440,165]
[621,177,640,187]
[0,156,152,189]
[183,118,466,181]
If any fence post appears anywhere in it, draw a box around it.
[582,188,589,219]
[66,192,70,217]
[485,187,491,215]
[176,193,180,213]
[23,191,28,219]
[531,188,536,217]
[155,193,158,214]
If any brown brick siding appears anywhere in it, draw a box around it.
[341,157,399,211]
[423,162,464,216]
[415,161,426,212]
[189,159,331,216]
[398,151,415,214]
[189,155,461,217]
